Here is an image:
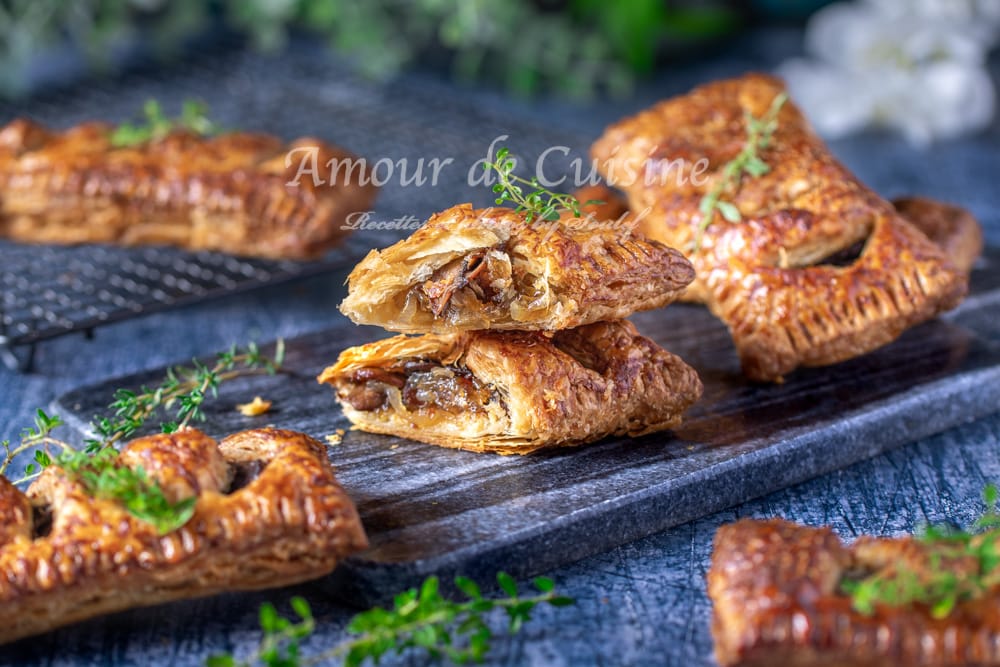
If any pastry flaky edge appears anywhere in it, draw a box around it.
[709,518,1000,667]
[338,203,695,334]
[318,319,703,455]
[0,119,378,259]
[590,73,978,382]
[0,427,367,645]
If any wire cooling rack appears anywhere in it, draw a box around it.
[0,44,590,371]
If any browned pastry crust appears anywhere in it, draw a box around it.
[0,119,377,259]
[892,196,983,275]
[339,203,695,333]
[591,74,975,382]
[0,427,367,645]
[709,518,1000,667]
[318,319,703,454]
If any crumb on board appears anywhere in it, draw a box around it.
[325,430,345,446]
[236,396,272,416]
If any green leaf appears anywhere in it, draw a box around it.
[259,603,280,633]
[455,576,482,600]
[496,572,518,598]
[716,201,741,223]
[290,596,311,620]
[532,576,554,593]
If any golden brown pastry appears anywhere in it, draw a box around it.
[0,427,367,645]
[338,203,695,334]
[892,196,983,275]
[0,119,377,259]
[709,518,1000,667]
[318,319,703,454]
[591,74,975,381]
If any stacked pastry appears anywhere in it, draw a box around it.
[589,74,981,382]
[318,203,703,454]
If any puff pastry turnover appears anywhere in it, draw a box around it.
[0,427,367,644]
[318,319,703,454]
[709,518,1000,667]
[0,119,377,259]
[591,74,976,381]
[339,203,694,333]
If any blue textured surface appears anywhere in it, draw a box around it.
[0,27,999,667]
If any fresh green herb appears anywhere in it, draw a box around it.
[694,92,788,250]
[56,447,198,534]
[110,99,219,147]
[842,484,1000,618]
[207,572,574,667]
[482,146,600,222]
[0,341,284,533]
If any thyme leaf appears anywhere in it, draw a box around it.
[1,341,284,534]
[842,484,1000,618]
[693,91,788,250]
[481,146,601,222]
[207,572,574,666]
[110,99,219,147]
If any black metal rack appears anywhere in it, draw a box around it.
[0,44,591,371]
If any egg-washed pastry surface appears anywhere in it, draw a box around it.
[591,74,976,382]
[709,518,1000,667]
[339,203,695,334]
[318,319,703,454]
[0,119,377,259]
[0,427,367,645]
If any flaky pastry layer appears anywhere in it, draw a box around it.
[0,427,367,644]
[319,319,702,454]
[0,119,377,259]
[339,203,694,333]
[590,74,976,381]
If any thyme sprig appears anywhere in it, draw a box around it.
[693,92,788,250]
[207,572,574,667]
[482,147,600,222]
[110,99,219,147]
[842,484,1000,619]
[0,341,284,533]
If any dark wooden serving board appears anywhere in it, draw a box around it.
[55,250,1000,607]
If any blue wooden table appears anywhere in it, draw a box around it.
[1,27,998,667]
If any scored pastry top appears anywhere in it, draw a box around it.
[339,203,694,334]
[0,427,367,604]
[590,74,975,381]
[709,518,1000,667]
[591,72,888,268]
[0,118,377,259]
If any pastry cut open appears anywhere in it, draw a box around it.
[318,319,703,454]
[590,74,977,381]
[339,203,695,334]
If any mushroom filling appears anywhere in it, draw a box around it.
[418,249,514,317]
[340,359,495,414]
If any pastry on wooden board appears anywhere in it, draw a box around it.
[318,319,703,454]
[590,74,976,382]
[709,518,1000,667]
[0,119,377,259]
[0,427,367,645]
[338,203,695,334]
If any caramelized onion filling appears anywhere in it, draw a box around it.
[417,249,514,318]
[341,359,495,414]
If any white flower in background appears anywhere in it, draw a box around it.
[777,0,1000,145]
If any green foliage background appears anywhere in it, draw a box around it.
[0,0,739,98]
